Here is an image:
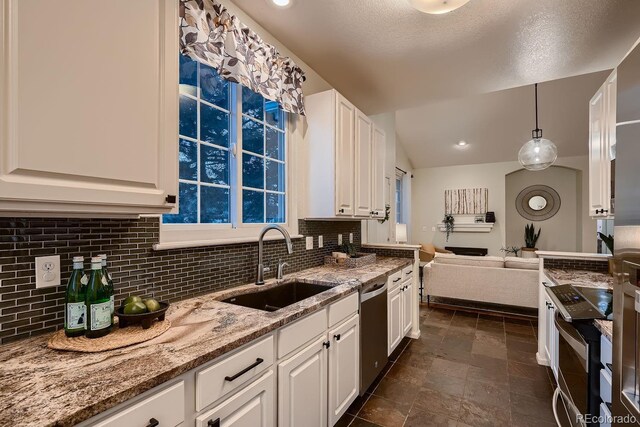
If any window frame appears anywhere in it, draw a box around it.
[158,62,299,249]
[395,170,404,224]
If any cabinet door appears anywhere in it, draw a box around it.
[371,127,386,218]
[589,86,610,217]
[195,371,275,427]
[0,0,178,215]
[335,94,355,216]
[328,314,360,426]
[544,294,558,380]
[354,111,373,217]
[388,286,403,355]
[278,335,328,427]
[402,282,413,337]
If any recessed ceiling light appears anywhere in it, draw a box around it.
[456,140,468,147]
[407,0,472,14]
[271,0,291,7]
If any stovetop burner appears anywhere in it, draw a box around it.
[546,284,612,322]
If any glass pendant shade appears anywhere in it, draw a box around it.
[406,0,471,14]
[518,138,558,171]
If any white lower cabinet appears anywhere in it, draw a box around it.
[278,335,328,427]
[402,281,413,337]
[388,284,403,355]
[543,292,559,380]
[196,371,275,427]
[328,314,360,426]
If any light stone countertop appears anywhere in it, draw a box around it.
[0,256,411,427]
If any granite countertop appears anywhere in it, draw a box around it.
[545,268,613,340]
[0,257,411,427]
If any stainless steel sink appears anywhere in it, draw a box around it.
[221,281,334,312]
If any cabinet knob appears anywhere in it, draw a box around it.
[334,334,341,341]
[147,418,160,427]
[323,341,331,349]
[207,419,221,427]
[339,208,345,213]
[165,194,176,204]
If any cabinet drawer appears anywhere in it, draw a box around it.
[195,370,275,427]
[278,308,328,358]
[600,368,612,404]
[601,334,612,369]
[196,335,274,411]
[402,265,413,278]
[328,292,359,328]
[94,381,184,427]
[388,270,403,291]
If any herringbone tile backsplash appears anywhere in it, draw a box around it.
[0,217,361,344]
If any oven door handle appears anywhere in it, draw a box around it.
[552,387,562,427]
[362,283,388,302]
[554,314,589,370]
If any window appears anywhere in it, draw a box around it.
[161,55,291,245]
[396,172,404,224]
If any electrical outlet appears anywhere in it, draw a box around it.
[35,255,61,289]
[338,234,343,245]
[306,236,314,250]
[431,226,436,232]
[422,226,427,232]
[318,235,323,248]
[349,233,354,243]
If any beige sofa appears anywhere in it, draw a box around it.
[423,253,540,309]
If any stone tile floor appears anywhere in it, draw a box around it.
[336,304,557,427]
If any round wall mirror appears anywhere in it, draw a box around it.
[516,185,561,221]
[528,195,548,211]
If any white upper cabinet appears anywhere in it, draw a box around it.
[0,0,178,216]
[371,127,386,218]
[306,89,385,219]
[588,70,616,218]
[354,111,373,217]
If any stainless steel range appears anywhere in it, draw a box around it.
[546,285,611,427]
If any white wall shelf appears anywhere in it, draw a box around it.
[437,223,494,233]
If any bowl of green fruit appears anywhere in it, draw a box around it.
[115,296,169,329]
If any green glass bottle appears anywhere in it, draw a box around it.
[98,254,114,321]
[64,256,87,337]
[85,256,112,338]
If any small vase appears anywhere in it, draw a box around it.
[521,247,538,258]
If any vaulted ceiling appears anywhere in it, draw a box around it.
[231,0,640,115]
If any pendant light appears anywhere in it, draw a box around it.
[518,83,557,171]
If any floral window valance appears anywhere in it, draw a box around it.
[179,0,307,115]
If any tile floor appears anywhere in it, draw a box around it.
[336,304,557,427]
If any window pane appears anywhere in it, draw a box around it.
[200,145,229,185]
[243,190,264,223]
[162,182,197,223]
[179,95,197,139]
[242,117,264,155]
[179,55,197,96]
[243,153,264,189]
[265,101,284,130]
[266,128,284,160]
[179,138,197,181]
[201,186,230,223]
[242,86,264,120]
[200,63,229,109]
[266,193,285,223]
[200,103,230,147]
[266,160,285,192]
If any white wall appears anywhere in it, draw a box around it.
[411,155,596,255]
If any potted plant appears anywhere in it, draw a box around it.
[443,214,455,242]
[500,246,521,257]
[522,223,541,258]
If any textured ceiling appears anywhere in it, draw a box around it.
[231,0,640,114]
[395,70,611,168]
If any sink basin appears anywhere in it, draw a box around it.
[221,282,334,312]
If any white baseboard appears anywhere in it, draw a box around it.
[408,330,421,339]
[536,351,550,366]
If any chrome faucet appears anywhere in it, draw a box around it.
[256,224,293,285]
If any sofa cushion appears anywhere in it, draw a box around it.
[434,253,505,268]
[504,257,540,270]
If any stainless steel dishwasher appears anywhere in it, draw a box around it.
[360,280,388,395]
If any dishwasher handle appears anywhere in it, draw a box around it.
[361,283,387,302]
